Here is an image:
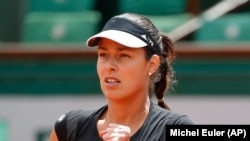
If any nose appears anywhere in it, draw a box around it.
[105,58,118,72]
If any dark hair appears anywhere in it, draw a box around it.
[116,13,176,110]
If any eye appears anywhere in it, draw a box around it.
[98,52,107,57]
[120,54,130,58]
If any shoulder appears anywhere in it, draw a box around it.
[166,112,195,125]
[150,103,195,125]
[55,108,96,126]
[54,105,107,140]
[55,105,107,126]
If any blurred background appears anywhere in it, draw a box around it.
[0,0,250,141]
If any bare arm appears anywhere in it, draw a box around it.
[49,128,58,141]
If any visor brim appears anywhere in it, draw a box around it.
[86,30,147,48]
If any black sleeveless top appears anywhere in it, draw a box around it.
[54,101,195,141]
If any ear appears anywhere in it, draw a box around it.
[148,54,160,74]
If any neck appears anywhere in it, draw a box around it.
[105,98,150,126]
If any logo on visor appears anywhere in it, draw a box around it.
[141,35,154,47]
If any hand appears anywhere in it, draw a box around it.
[99,123,131,141]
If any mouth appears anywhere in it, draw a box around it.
[104,77,121,85]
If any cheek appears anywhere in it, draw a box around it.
[123,66,149,92]
[96,61,103,77]
[124,63,148,81]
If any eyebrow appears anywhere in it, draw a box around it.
[97,46,107,51]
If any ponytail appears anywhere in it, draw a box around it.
[154,33,176,110]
